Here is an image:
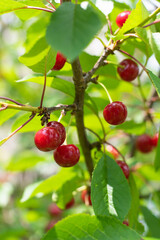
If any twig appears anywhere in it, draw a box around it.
[0,96,24,106]
[46,0,56,10]
[40,57,47,108]
[143,19,160,28]
[0,105,8,111]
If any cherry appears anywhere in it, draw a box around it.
[123,220,129,226]
[107,145,119,159]
[47,121,66,146]
[103,101,127,125]
[54,144,80,167]
[45,220,58,232]
[117,59,139,82]
[51,52,66,71]
[116,11,131,28]
[34,127,61,151]
[116,160,130,179]
[65,198,75,209]
[48,203,62,217]
[81,189,92,206]
[152,133,159,147]
[136,134,153,153]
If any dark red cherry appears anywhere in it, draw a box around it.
[65,198,75,209]
[116,160,130,179]
[51,52,66,71]
[81,189,92,206]
[103,101,127,125]
[116,11,131,28]
[136,134,153,153]
[47,121,66,145]
[152,133,159,147]
[117,59,139,81]
[48,203,62,217]
[54,144,80,167]
[34,127,61,151]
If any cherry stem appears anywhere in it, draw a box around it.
[98,82,113,103]
[107,61,125,69]
[25,6,54,12]
[143,19,160,28]
[0,113,36,146]
[106,16,113,35]
[46,0,56,10]
[0,105,8,111]
[95,37,106,48]
[105,141,126,162]
[0,96,24,106]
[65,115,74,145]
[40,57,47,108]
[85,128,102,142]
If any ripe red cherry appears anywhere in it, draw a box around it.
[47,121,66,145]
[152,133,159,147]
[54,144,80,167]
[51,52,66,71]
[103,101,127,125]
[136,134,153,153]
[34,127,61,151]
[123,220,129,226]
[117,59,139,81]
[65,198,75,209]
[116,11,131,28]
[81,189,92,206]
[116,160,130,179]
[48,203,62,217]
[107,145,119,159]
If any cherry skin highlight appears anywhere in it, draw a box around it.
[136,134,153,153]
[116,11,131,28]
[54,144,80,167]
[152,133,159,147]
[34,127,61,152]
[47,121,66,145]
[48,203,62,217]
[117,59,139,82]
[103,101,127,125]
[51,52,66,71]
[116,160,130,179]
[81,189,92,206]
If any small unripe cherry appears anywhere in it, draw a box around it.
[123,220,129,226]
[152,133,159,147]
[47,121,66,145]
[136,134,153,153]
[48,203,62,217]
[34,127,61,152]
[117,59,139,82]
[107,145,119,159]
[81,189,92,206]
[116,160,130,179]
[51,52,66,71]
[65,198,75,209]
[54,144,80,167]
[103,101,127,125]
[116,11,131,28]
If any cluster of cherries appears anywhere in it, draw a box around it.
[34,121,80,167]
[136,133,159,153]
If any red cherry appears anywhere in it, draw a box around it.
[54,144,80,167]
[116,160,130,179]
[45,220,58,232]
[117,59,139,82]
[51,52,66,71]
[103,101,127,125]
[81,189,92,206]
[152,133,159,147]
[107,145,119,159]
[65,198,75,209]
[123,220,129,226]
[34,127,61,152]
[136,134,153,153]
[47,121,66,145]
[48,203,62,217]
[116,11,131,28]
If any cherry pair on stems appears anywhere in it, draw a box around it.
[34,121,80,167]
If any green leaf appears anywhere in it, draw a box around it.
[154,129,160,171]
[147,70,160,97]
[0,0,25,15]
[5,152,46,171]
[141,206,160,238]
[21,168,81,203]
[150,33,160,65]
[42,214,141,240]
[19,37,56,73]
[46,3,105,61]
[128,174,139,229]
[114,120,146,135]
[135,27,152,57]
[91,154,131,221]
[0,109,19,126]
[116,0,149,39]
